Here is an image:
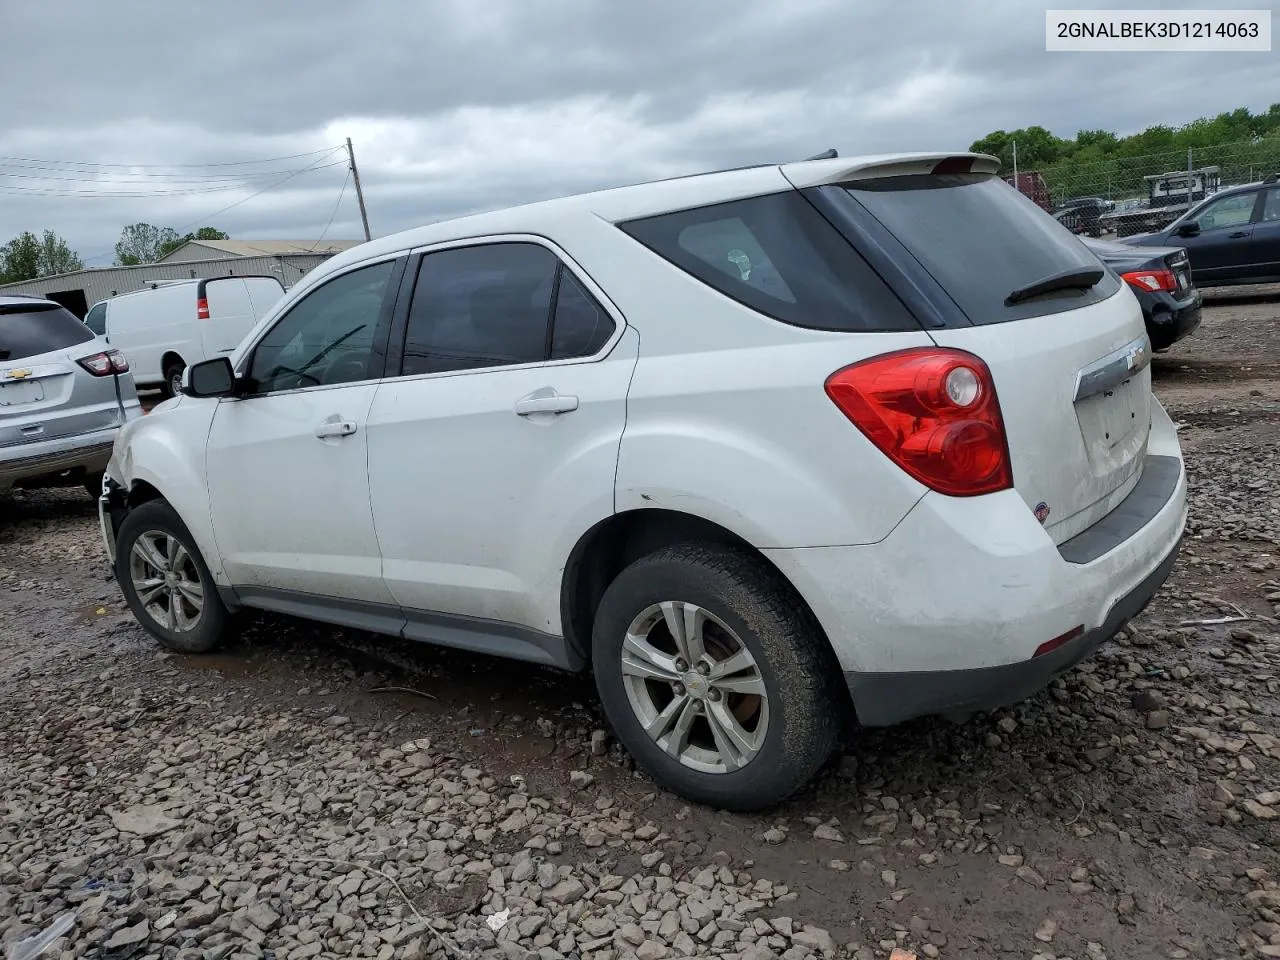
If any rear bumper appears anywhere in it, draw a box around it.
[763,397,1187,726]
[0,426,120,489]
[844,535,1180,724]
[1141,289,1202,351]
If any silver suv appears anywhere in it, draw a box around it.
[1,296,142,497]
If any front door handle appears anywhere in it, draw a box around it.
[314,419,357,439]
[1229,231,1250,239]
[514,389,579,417]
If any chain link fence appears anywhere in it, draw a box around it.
[1007,137,1280,237]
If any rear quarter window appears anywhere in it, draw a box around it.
[832,173,1120,324]
[618,191,919,332]
[0,303,96,361]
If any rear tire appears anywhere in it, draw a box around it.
[591,542,846,811]
[115,500,228,654]
[161,360,185,399]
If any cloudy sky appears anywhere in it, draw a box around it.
[2,0,1276,267]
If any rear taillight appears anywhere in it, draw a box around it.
[78,350,130,377]
[1121,269,1177,293]
[196,297,210,320]
[825,348,1013,497]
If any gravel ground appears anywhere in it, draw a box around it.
[2,291,1279,960]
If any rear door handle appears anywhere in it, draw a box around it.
[1229,231,1250,239]
[514,389,579,416]
[314,419,357,439]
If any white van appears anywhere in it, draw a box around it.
[85,276,284,397]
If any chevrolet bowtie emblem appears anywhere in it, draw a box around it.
[3,369,32,380]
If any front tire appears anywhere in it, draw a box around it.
[115,500,228,654]
[591,543,846,811]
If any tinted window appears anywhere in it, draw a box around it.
[84,303,107,336]
[620,191,918,332]
[552,271,614,359]
[0,302,95,361]
[247,260,394,393]
[402,243,557,376]
[1196,191,1257,230]
[840,174,1121,324]
[1262,187,1280,223]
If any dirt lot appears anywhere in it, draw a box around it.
[2,292,1279,960]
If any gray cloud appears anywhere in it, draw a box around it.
[1,0,1275,266]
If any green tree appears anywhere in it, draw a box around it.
[115,222,182,265]
[38,230,83,276]
[0,232,42,284]
[969,126,1068,167]
[0,230,84,284]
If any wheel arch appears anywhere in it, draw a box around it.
[560,507,840,673]
[118,449,225,586]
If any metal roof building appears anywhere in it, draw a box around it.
[0,240,361,318]
[159,238,361,263]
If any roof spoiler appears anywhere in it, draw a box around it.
[782,152,1001,189]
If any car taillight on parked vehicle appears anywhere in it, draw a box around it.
[78,350,130,376]
[196,297,210,320]
[1120,269,1177,293]
[825,348,1013,497]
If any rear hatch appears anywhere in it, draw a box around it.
[1,302,126,448]
[812,170,1151,545]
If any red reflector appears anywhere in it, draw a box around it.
[196,297,210,320]
[825,348,1013,497]
[1034,625,1084,658]
[1121,269,1177,293]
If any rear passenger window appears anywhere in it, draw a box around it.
[401,242,614,376]
[619,191,918,332]
[552,272,614,359]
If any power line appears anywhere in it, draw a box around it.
[0,160,349,197]
[0,165,343,184]
[311,170,352,251]
[169,148,350,233]
[0,146,344,170]
[78,148,351,265]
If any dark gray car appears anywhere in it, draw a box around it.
[1,296,142,497]
[1123,175,1280,287]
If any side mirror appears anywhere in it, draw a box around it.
[1175,221,1201,238]
[185,357,237,398]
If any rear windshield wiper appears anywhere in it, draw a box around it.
[1004,267,1105,306]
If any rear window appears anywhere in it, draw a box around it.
[838,174,1120,324]
[619,191,919,332]
[0,302,95,361]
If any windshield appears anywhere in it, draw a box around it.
[0,302,96,361]
[835,173,1120,324]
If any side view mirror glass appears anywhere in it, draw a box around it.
[185,357,237,398]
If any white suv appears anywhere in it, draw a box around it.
[99,151,1187,810]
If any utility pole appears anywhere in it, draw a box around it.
[346,137,372,242]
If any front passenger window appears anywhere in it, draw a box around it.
[1197,192,1256,231]
[247,260,394,394]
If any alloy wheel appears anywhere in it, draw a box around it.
[620,601,769,774]
[128,530,204,632]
